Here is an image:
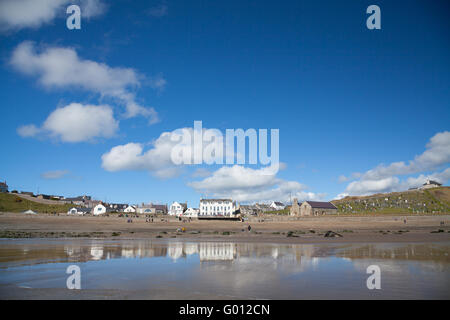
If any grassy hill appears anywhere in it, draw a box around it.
[332,187,450,215]
[0,192,73,213]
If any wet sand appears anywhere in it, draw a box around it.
[0,212,449,243]
[1,239,449,300]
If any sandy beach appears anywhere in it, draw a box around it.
[1,212,449,243]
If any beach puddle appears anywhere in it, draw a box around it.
[0,239,449,299]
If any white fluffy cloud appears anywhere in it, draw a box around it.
[189,165,323,203]
[0,0,105,32]
[101,126,310,202]
[10,41,161,123]
[101,126,227,178]
[101,131,185,178]
[18,103,118,142]
[339,131,450,196]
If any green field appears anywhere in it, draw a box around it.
[0,193,73,213]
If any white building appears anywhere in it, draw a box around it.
[270,201,285,211]
[184,208,199,217]
[93,203,107,215]
[136,206,155,214]
[169,201,187,216]
[67,207,90,215]
[199,199,236,216]
[421,179,442,190]
[124,205,136,213]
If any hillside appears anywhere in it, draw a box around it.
[0,193,73,213]
[332,187,450,214]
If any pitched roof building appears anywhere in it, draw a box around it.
[290,199,337,216]
[421,179,442,189]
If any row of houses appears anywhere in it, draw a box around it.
[69,198,339,218]
[240,201,286,215]
[2,180,338,218]
[3,179,335,218]
[69,202,169,216]
[166,200,287,218]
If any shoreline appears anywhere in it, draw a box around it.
[1,212,449,244]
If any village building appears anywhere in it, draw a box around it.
[64,195,92,206]
[124,205,136,213]
[239,204,259,216]
[255,203,272,213]
[290,198,302,216]
[37,194,51,200]
[93,203,107,215]
[67,207,91,215]
[270,201,285,211]
[84,199,101,208]
[153,204,168,214]
[169,201,187,216]
[184,208,199,217]
[199,199,236,216]
[0,181,8,193]
[290,199,337,216]
[136,205,156,214]
[420,179,442,190]
[106,203,128,212]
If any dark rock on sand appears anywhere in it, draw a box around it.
[324,231,343,238]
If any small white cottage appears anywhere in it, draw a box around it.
[93,203,107,215]
[124,205,136,213]
[184,208,199,217]
[270,201,285,211]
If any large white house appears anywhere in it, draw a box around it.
[169,201,187,216]
[199,199,236,216]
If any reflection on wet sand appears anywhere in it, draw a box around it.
[0,240,449,299]
[0,240,448,266]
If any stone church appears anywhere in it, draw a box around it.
[290,198,337,216]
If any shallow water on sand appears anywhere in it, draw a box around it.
[0,239,449,299]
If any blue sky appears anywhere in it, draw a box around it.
[0,0,449,206]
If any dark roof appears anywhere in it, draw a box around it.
[200,199,232,202]
[273,201,285,206]
[424,180,442,186]
[305,201,337,209]
[153,204,167,210]
[107,203,128,210]
[0,181,7,187]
